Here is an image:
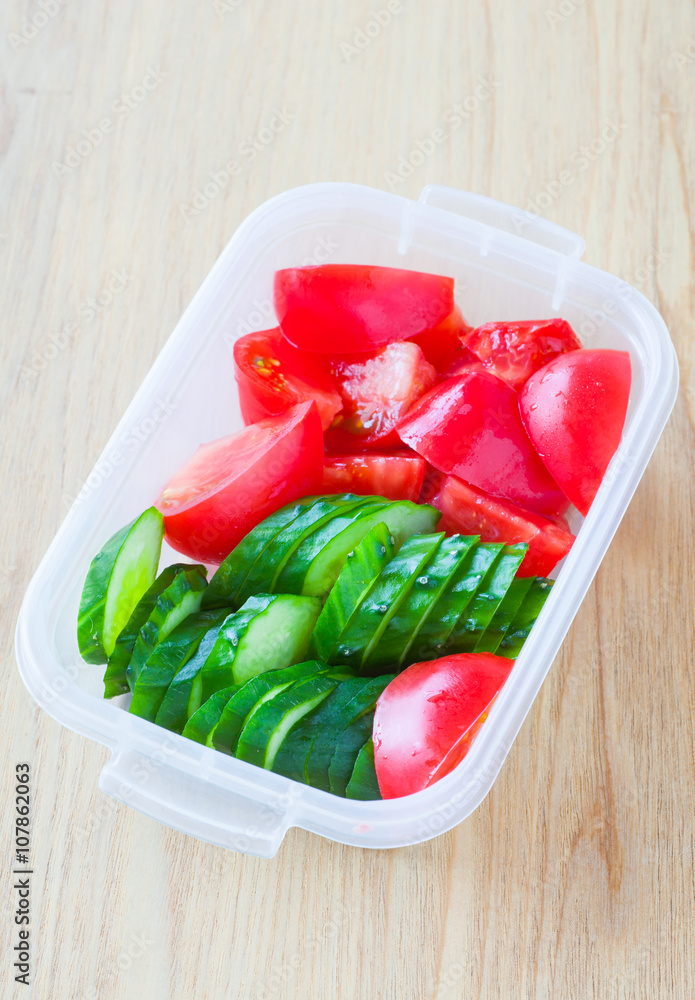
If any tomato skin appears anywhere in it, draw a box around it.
[519,349,631,516]
[156,402,323,563]
[397,370,570,517]
[373,653,515,798]
[433,474,575,576]
[322,451,427,503]
[234,327,342,431]
[274,264,455,353]
[408,305,472,373]
[324,340,437,452]
[463,318,582,389]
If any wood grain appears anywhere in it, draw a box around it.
[1,0,694,997]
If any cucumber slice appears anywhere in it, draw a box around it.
[211,660,329,755]
[182,686,239,745]
[235,675,342,769]
[305,674,393,791]
[299,501,441,600]
[307,522,395,663]
[448,544,527,652]
[328,712,376,797]
[154,613,235,733]
[334,533,444,671]
[103,563,190,698]
[126,564,207,691]
[346,739,382,800]
[497,578,553,658]
[201,593,322,698]
[129,608,232,722]
[202,495,325,610]
[234,496,376,604]
[369,534,479,670]
[77,507,164,663]
[474,576,534,654]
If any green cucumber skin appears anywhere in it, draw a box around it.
[307,522,395,663]
[334,533,444,671]
[300,501,441,600]
[153,614,235,733]
[346,739,382,801]
[448,544,528,652]
[370,534,479,671]
[235,675,341,769]
[305,674,393,792]
[77,507,164,664]
[498,578,553,658]
[201,595,276,700]
[236,496,376,605]
[328,712,376,797]
[474,576,534,654]
[129,608,232,722]
[103,563,189,698]
[125,564,207,691]
[202,495,325,610]
[181,686,240,745]
[211,660,328,756]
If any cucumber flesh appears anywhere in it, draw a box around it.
[497,578,553,658]
[474,576,534,654]
[126,564,207,691]
[300,501,441,600]
[211,660,328,755]
[129,608,231,722]
[448,544,527,652]
[182,686,239,745]
[307,522,395,663]
[346,739,382,801]
[103,563,189,698]
[201,594,322,698]
[77,507,164,663]
[328,712,376,796]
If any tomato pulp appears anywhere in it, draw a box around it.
[463,318,581,389]
[322,451,426,503]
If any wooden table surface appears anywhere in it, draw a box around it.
[2,1,694,997]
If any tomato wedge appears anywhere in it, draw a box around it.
[432,474,575,577]
[274,264,455,353]
[322,452,426,502]
[463,318,581,389]
[408,305,472,373]
[373,653,515,798]
[397,370,569,516]
[233,327,341,431]
[156,402,323,563]
[325,341,437,451]
[519,349,631,515]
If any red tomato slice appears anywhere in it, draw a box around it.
[322,451,426,502]
[274,264,455,353]
[233,327,341,431]
[325,340,437,451]
[397,370,570,517]
[432,474,575,576]
[519,349,631,515]
[463,318,582,389]
[156,402,323,563]
[408,305,472,373]
[373,653,515,798]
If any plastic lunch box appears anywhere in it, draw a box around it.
[15,183,678,857]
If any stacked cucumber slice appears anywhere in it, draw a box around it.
[76,493,553,799]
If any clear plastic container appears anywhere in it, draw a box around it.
[15,183,678,858]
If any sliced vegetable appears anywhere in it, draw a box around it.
[519,349,631,515]
[345,739,381,800]
[497,578,553,658]
[373,652,515,797]
[322,452,427,503]
[182,686,240,745]
[77,507,164,664]
[462,318,581,388]
[328,712,378,797]
[474,576,534,653]
[407,305,472,373]
[446,544,527,651]
[156,401,323,563]
[274,264,455,353]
